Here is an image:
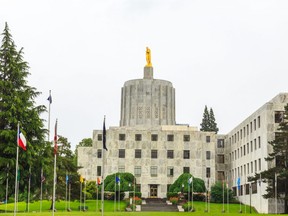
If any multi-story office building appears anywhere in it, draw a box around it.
[78,59,288,213]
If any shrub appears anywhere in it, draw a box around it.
[169,197,179,205]
[167,192,178,199]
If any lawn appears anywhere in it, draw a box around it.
[0,200,279,216]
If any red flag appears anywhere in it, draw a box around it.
[97,177,101,185]
[54,119,58,155]
[18,128,27,151]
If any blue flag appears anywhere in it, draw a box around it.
[116,176,120,184]
[237,177,240,189]
[66,175,69,184]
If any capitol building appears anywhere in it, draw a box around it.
[78,48,288,214]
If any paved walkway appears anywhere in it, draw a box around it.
[141,198,179,212]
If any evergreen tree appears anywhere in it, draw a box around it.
[249,103,288,213]
[209,108,219,134]
[0,23,46,200]
[200,105,210,131]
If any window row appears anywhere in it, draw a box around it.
[95,166,211,177]
[229,136,261,161]
[97,133,212,143]
[229,116,261,145]
[230,158,262,181]
[97,149,192,159]
[232,182,257,196]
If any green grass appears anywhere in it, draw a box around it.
[0,200,281,216]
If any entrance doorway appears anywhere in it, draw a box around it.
[150,185,158,198]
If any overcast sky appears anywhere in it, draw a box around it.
[1,0,288,149]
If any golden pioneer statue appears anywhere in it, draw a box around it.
[146,47,152,67]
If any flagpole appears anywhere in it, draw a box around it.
[118,178,120,211]
[65,171,68,211]
[101,115,107,216]
[27,166,31,212]
[192,177,194,211]
[80,180,82,211]
[133,178,135,212]
[52,152,57,215]
[187,178,189,212]
[114,174,116,212]
[68,181,71,210]
[14,123,20,216]
[84,180,86,211]
[5,163,9,213]
[275,173,277,214]
[96,179,98,212]
[52,119,58,216]
[222,180,224,213]
[40,168,43,212]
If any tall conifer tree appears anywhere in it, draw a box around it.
[200,105,210,131]
[0,23,46,198]
[209,108,219,134]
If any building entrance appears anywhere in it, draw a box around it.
[150,185,158,198]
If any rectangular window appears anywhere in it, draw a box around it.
[151,150,158,159]
[97,166,101,176]
[151,134,158,141]
[250,122,252,133]
[134,166,141,177]
[183,167,190,173]
[119,134,126,141]
[217,139,224,148]
[119,149,125,158]
[97,149,102,158]
[258,158,261,171]
[241,147,242,157]
[255,160,257,172]
[258,136,261,148]
[258,116,261,128]
[252,182,257,194]
[254,139,257,150]
[118,166,125,173]
[167,150,174,159]
[167,134,174,141]
[240,129,242,139]
[135,134,142,141]
[243,127,246,137]
[254,119,256,131]
[135,149,141,158]
[167,184,171,192]
[183,135,190,142]
[206,167,211,178]
[97,134,102,141]
[206,151,211,160]
[247,143,249,154]
[251,162,253,173]
[183,150,190,159]
[247,124,249,135]
[167,167,174,177]
[217,171,225,181]
[250,141,253,152]
[275,111,284,123]
[243,145,246,156]
[217,155,225,163]
[247,163,249,174]
[206,136,211,143]
[136,184,141,192]
[151,166,157,177]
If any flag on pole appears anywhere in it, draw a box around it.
[116,176,120,184]
[188,177,193,185]
[41,172,45,183]
[97,177,101,185]
[103,117,108,151]
[47,94,52,104]
[80,175,84,183]
[66,174,69,184]
[18,128,27,151]
[237,177,241,190]
[54,119,58,155]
